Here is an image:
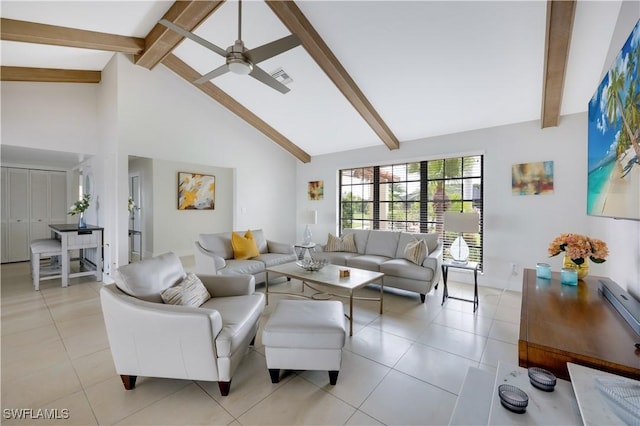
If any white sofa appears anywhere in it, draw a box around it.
[100,252,265,396]
[193,229,296,283]
[312,229,442,302]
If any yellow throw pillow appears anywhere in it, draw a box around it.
[231,230,260,260]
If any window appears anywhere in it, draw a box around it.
[339,156,484,266]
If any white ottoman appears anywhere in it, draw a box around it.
[262,300,346,385]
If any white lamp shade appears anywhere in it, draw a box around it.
[444,212,479,233]
[303,210,317,225]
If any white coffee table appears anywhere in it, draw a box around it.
[265,262,384,336]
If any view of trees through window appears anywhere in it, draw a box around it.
[339,156,484,266]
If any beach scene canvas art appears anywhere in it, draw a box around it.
[587,19,640,220]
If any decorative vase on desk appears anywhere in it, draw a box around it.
[563,255,589,280]
[78,211,87,228]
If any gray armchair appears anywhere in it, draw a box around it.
[100,252,265,396]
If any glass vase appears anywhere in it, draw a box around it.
[78,211,87,228]
[563,255,589,280]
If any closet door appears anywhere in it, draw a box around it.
[1,168,8,263]
[29,170,50,242]
[7,168,29,261]
[49,171,67,224]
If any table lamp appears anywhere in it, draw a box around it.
[302,210,317,245]
[444,211,479,264]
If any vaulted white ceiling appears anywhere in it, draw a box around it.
[0,0,625,166]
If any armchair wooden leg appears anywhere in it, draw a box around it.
[328,370,339,385]
[218,381,231,396]
[269,369,280,383]
[120,375,137,390]
[250,333,256,346]
[420,293,426,303]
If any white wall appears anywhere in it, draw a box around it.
[110,54,297,266]
[1,82,99,155]
[149,159,234,257]
[298,112,639,294]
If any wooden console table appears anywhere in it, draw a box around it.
[518,268,640,381]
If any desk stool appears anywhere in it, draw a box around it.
[30,239,63,291]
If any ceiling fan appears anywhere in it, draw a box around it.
[159,0,300,94]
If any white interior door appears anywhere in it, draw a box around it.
[8,168,29,261]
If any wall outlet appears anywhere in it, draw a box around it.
[510,262,519,276]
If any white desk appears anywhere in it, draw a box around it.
[49,224,103,287]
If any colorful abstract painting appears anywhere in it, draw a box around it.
[587,19,640,220]
[308,180,324,200]
[178,172,215,210]
[512,161,554,195]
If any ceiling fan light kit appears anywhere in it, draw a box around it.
[159,0,300,93]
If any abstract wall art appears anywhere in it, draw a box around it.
[512,161,554,196]
[178,172,215,210]
[308,180,324,200]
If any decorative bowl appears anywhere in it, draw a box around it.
[498,384,528,414]
[528,367,557,392]
[296,258,328,271]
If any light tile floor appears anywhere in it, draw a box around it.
[1,260,522,425]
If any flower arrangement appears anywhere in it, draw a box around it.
[548,233,609,265]
[68,194,90,216]
[128,196,136,214]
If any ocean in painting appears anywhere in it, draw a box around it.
[586,160,615,214]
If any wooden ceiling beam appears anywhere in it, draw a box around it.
[0,18,144,54]
[161,54,311,163]
[541,0,576,128]
[266,0,400,151]
[1,66,100,83]
[135,1,225,70]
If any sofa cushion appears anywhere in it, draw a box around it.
[203,293,265,358]
[396,232,439,258]
[160,273,211,307]
[347,254,390,272]
[325,233,357,252]
[364,230,400,258]
[311,251,359,266]
[343,229,370,253]
[381,258,435,281]
[255,252,297,268]
[232,230,260,260]
[199,232,234,260]
[250,229,268,254]
[217,259,265,276]
[404,238,428,265]
[114,252,186,303]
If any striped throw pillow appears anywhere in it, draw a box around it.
[404,237,428,265]
[161,273,211,307]
[325,233,357,253]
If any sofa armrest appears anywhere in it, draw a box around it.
[194,241,226,275]
[199,274,256,297]
[422,242,443,283]
[267,240,294,254]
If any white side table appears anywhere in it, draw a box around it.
[441,260,479,312]
[294,243,316,260]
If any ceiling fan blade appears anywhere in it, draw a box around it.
[244,34,301,64]
[249,65,290,94]
[194,64,230,84]
[159,19,227,58]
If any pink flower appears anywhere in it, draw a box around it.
[548,233,608,264]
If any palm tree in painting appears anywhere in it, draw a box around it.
[605,62,640,165]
